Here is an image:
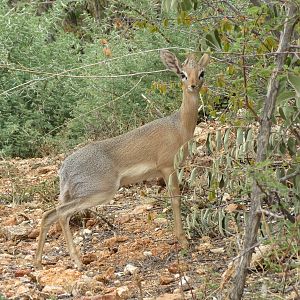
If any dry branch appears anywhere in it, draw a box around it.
[229,3,299,300]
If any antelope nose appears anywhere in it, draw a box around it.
[188,84,196,91]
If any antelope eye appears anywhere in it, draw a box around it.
[180,72,187,80]
[199,71,205,79]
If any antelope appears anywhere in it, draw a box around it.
[35,50,210,269]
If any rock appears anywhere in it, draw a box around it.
[94,267,115,283]
[195,242,212,253]
[116,286,130,299]
[86,219,97,227]
[15,268,32,277]
[250,244,273,268]
[72,277,105,296]
[78,291,121,300]
[36,267,81,289]
[124,264,139,275]
[28,228,40,239]
[15,285,31,297]
[167,262,189,274]
[143,251,152,257]
[155,293,182,300]
[1,224,32,240]
[42,285,67,296]
[117,214,130,224]
[209,247,225,254]
[153,217,168,225]
[82,228,92,237]
[103,236,129,248]
[74,236,84,245]
[130,204,153,215]
[177,275,191,291]
[159,274,175,285]
[82,252,98,265]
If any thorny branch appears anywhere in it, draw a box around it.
[241,27,260,121]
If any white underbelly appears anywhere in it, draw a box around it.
[119,163,159,185]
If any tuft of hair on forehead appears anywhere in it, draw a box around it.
[183,54,198,68]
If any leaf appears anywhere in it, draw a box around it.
[206,133,212,154]
[219,175,225,188]
[178,168,184,184]
[216,129,222,151]
[218,209,225,236]
[206,30,222,50]
[287,138,297,156]
[277,90,295,102]
[288,73,300,97]
[236,127,244,147]
[224,128,230,151]
[188,140,196,156]
[189,167,198,186]
[278,141,286,155]
[296,96,300,110]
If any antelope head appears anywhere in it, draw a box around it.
[160,50,210,93]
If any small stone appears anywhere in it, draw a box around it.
[113,279,121,286]
[74,236,84,245]
[15,268,31,277]
[130,204,153,215]
[177,275,191,290]
[209,247,225,254]
[28,228,40,239]
[94,267,115,283]
[153,217,168,225]
[117,214,130,224]
[72,278,105,296]
[116,286,130,299]
[36,267,81,288]
[15,285,30,297]
[143,251,152,257]
[124,264,139,275]
[1,224,32,240]
[42,285,67,295]
[82,228,92,236]
[82,252,98,265]
[168,262,189,274]
[156,293,182,300]
[159,275,175,285]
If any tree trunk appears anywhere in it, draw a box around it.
[229,3,299,300]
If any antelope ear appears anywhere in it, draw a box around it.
[160,50,182,75]
[198,53,210,68]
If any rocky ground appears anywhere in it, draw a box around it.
[0,124,299,300]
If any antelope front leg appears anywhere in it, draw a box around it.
[162,169,188,248]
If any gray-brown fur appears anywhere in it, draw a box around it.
[35,50,210,269]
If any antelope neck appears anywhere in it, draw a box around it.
[179,88,199,137]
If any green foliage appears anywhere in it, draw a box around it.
[1,0,200,158]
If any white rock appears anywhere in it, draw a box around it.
[42,285,67,295]
[124,263,139,275]
[143,251,152,257]
[178,275,191,290]
[113,279,121,286]
[116,285,130,299]
[82,228,92,236]
[73,236,83,245]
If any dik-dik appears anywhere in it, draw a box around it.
[35,50,210,269]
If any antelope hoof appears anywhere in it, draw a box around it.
[34,260,43,270]
[178,236,189,249]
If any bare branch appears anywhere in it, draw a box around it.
[229,3,299,299]
[279,168,300,183]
